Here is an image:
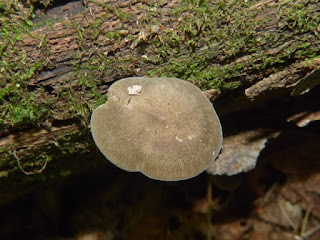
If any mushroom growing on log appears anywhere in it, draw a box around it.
[90,77,223,181]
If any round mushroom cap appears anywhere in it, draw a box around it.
[90,77,223,181]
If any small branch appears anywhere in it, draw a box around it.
[11,150,48,175]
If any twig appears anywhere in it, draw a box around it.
[12,150,48,175]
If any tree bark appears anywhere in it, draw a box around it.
[0,0,319,203]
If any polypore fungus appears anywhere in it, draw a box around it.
[90,77,223,181]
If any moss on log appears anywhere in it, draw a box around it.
[0,0,319,202]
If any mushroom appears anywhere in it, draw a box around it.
[90,77,223,181]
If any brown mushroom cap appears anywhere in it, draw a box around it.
[90,77,223,181]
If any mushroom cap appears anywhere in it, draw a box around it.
[90,77,223,181]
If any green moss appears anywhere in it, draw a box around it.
[142,0,319,89]
[142,0,261,89]
[1,0,319,133]
[278,0,319,33]
[0,1,50,130]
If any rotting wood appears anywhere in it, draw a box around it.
[0,0,319,192]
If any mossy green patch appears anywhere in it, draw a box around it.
[142,0,262,89]
[1,0,319,132]
[143,0,319,90]
[278,0,320,33]
[0,0,50,130]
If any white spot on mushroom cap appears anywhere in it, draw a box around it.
[127,85,142,95]
[188,135,195,140]
[90,77,223,181]
[175,136,183,142]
